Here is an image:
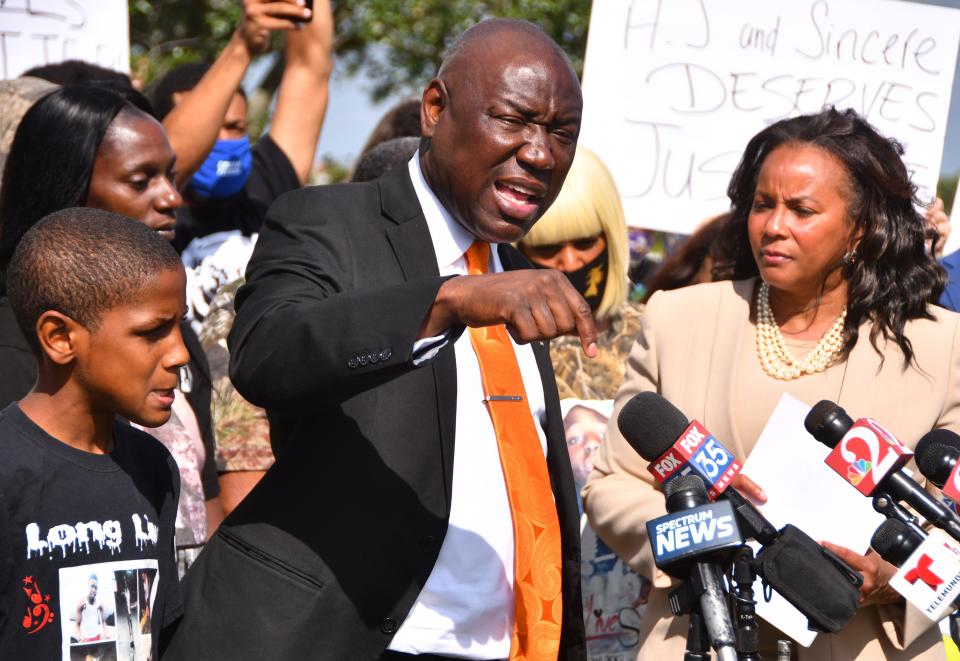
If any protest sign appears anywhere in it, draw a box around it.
[580,0,960,232]
[0,0,129,79]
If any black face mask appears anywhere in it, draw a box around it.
[559,249,608,312]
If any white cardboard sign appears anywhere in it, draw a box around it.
[0,0,129,79]
[580,0,960,232]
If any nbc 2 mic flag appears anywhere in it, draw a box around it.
[824,418,913,496]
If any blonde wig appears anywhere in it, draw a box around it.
[519,146,629,321]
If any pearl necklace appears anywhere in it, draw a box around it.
[756,281,847,380]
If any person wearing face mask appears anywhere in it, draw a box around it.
[149,0,334,254]
[517,146,639,401]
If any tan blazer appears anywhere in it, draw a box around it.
[583,278,960,661]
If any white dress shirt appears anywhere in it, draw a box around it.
[386,157,549,659]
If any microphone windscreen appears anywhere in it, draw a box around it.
[664,474,709,513]
[665,474,706,499]
[804,400,852,448]
[616,392,690,461]
[915,429,960,486]
[870,518,921,568]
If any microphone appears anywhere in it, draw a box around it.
[619,392,777,544]
[804,401,914,497]
[871,518,925,568]
[647,474,743,576]
[647,475,739,661]
[617,392,861,633]
[915,429,960,503]
[805,402,960,543]
[623,394,741,501]
[872,519,960,621]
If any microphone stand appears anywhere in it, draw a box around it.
[668,565,738,661]
[730,546,761,661]
[668,577,711,661]
[873,492,928,540]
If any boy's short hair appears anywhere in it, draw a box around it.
[6,207,183,356]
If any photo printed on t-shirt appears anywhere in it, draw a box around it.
[57,559,159,661]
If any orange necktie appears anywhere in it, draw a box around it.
[464,241,563,661]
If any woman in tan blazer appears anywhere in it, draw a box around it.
[583,108,960,661]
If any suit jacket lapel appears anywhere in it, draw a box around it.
[531,338,580,522]
[380,165,440,281]
[499,244,580,526]
[498,242,535,271]
[379,166,458,509]
[704,279,754,460]
[837,318,884,421]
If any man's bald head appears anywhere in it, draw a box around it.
[419,18,582,245]
[438,19,576,84]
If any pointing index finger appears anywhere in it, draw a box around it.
[563,282,597,357]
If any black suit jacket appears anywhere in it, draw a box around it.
[163,165,586,661]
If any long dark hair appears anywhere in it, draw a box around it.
[0,85,152,294]
[644,212,730,301]
[716,107,945,367]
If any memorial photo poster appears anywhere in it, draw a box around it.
[581,0,960,233]
[562,399,652,661]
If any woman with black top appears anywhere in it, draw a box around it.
[0,84,224,572]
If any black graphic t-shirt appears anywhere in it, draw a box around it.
[0,404,181,660]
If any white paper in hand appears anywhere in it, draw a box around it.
[739,393,884,646]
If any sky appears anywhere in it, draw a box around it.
[315,0,960,179]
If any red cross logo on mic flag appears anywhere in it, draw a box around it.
[904,554,944,591]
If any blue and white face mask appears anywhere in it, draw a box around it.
[189,136,253,199]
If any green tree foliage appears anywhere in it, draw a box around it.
[333,0,591,100]
[129,0,243,85]
[128,1,590,99]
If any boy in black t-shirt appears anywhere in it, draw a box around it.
[0,208,184,660]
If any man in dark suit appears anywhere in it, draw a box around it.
[164,18,594,661]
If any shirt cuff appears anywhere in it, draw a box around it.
[412,330,453,365]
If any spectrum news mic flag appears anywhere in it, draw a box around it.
[617,392,861,633]
[804,402,960,544]
[646,474,740,661]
